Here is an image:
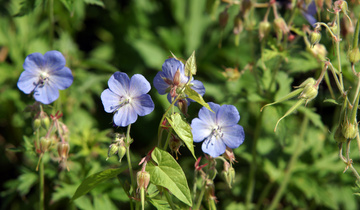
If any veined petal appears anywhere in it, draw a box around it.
[190,80,205,96]
[108,72,130,96]
[162,58,185,79]
[129,74,151,97]
[201,136,226,158]
[191,118,212,142]
[23,52,45,73]
[33,83,59,104]
[153,72,170,95]
[216,105,240,126]
[221,124,245,149]
[17,70,39,94]
[131,94,155,116]
[197,102,219,125]
[113,105,138,127]
[101,89,122,113]
[51,67,73,90]
[44,51,66,72]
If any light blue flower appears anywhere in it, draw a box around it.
[17,51,73,104]
[191,102,245,157]
[101,72,155,127]
[153,58,205,105]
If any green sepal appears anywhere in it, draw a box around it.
[274,99,305,132]
[261,88,303,112]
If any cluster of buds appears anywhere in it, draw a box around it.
[107,133,127,162]
[33,110,50,130]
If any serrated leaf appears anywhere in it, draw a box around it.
[72,166,127,201]
[84,0,104,7]
[14,0,36,17]
[166,113,196,159]
[146,147,192,206]
[185,51,196,76]
[184,86,212,112]
[17,172,38,196]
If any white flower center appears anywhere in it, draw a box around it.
[37,70,50,88]
[211,125,223,139]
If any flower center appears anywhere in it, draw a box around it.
[211,125,223,139]
[37,71,50,88]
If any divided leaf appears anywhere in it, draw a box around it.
[166,113,196,159]
[72,166,127,201]
[146,147,192,206]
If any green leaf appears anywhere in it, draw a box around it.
[60,0,74,13]
[184,86,212,112]
[14,0,36,17]
[71,166,127,201]
[185,51,196,76]
[166,113,196,159]
[84,0,104,7]
[146,147,192,206]
[17,172,38,196]
[149,198,172,210]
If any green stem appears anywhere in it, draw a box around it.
[255,181,274,210]
[335,12,344,91]
[194,182,206,210]
[267,115,309,210]
[245,112,263,208]
[164,189,176,210]
[125,124,135,209]
[352,16,360,49]
[39,156,44,210]
[163,129,173,150]
[49,0,54,47]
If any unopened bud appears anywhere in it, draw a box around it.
[328,21,339,36]
[33,111,50,130]
[223,166,235,188]
[348,47,360,64]
[309,44,327,60]
[259,20,271,40]
[340,0,348,14]
[299,83,318,103]
[274,17,289,37]
[40,137,51,153]
[58,142,70,161]
[173,69,181,86]
[233,13,243,35]
[310,30,322,47]
[334,124,347,143]
[169,135,182,159]
[118,145,127,162]
[223,147,236,163]
[107,143,119,161]
[341,120,358,139]
[177,99,188,116]
[137,171,150,191]
[219,8,229,29]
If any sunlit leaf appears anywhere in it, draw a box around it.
[184,86,212,112]
[185,51,196,76]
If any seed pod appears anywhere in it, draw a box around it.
[342,120,358,140]
[347,47,360,64]
[310,31,322,47]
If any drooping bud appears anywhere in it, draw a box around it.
[107,143,119,161]
[273,17,289,40]
[309,44,327,60]
[177,99,188,116]
[339,0,348,14]
[33,111,50,130]
[223,147,236,164]
[118,145,127,163]
[298,82,318,104]
[341,120,358,140]
[310,30,322,47]
[222,161,235,188]
[259,20,271,41]
[348,47,360,64]
[233,13,243,35]
[137,171,150,191]
[327,21,339,36]
[219,8,229,30]
[58,141,70,162]
[40,137,52,153]
[169,135,182,159]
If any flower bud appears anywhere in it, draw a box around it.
[137,171,150,191]
[328,21,338,36]
[118,145,127,162]
[310,30,322,47]
[173,69,181,86]
[259,20,271,41]
[233,13,243,35]
[340,0,348,14]
[341,120,358,140]
[40,137,51,153]
[273,17,289,38]
[107,143,119,161]
[309,44,327,60]
[334,124,347,143]
[299,83,318,102]
[347,47,360,64]
[223,147,236,163]
[169,135,182,159]
[219,8,229,30]
[33,111,50,130]
[223,165,235,188]
[177,99,188,116]
[58,141,70,161]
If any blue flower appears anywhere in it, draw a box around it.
[302,1,317,26]
[17,51,73,104]
[101,72,155,127]
[153,58,205,105]
[191,102,245,157]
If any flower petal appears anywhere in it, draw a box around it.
[131,94,155,116]
[197,102,220,126]
[17,70,39,94]
[221,124,245,149]
[162,58,185,79]
[50,67,73,90]
[129,74,151,97]
[201,136,226,158]
[153,71,170,95]
[216,104,240,126]
[33,83,59,104]
[44,51,66,72]
[108,72,130,96]
[190,80,205,96]
[23,52,45,73]
[101,89,121,113]
[113,105,138,127]
[191,118,212,142]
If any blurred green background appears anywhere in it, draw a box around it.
[1,0,360,209]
